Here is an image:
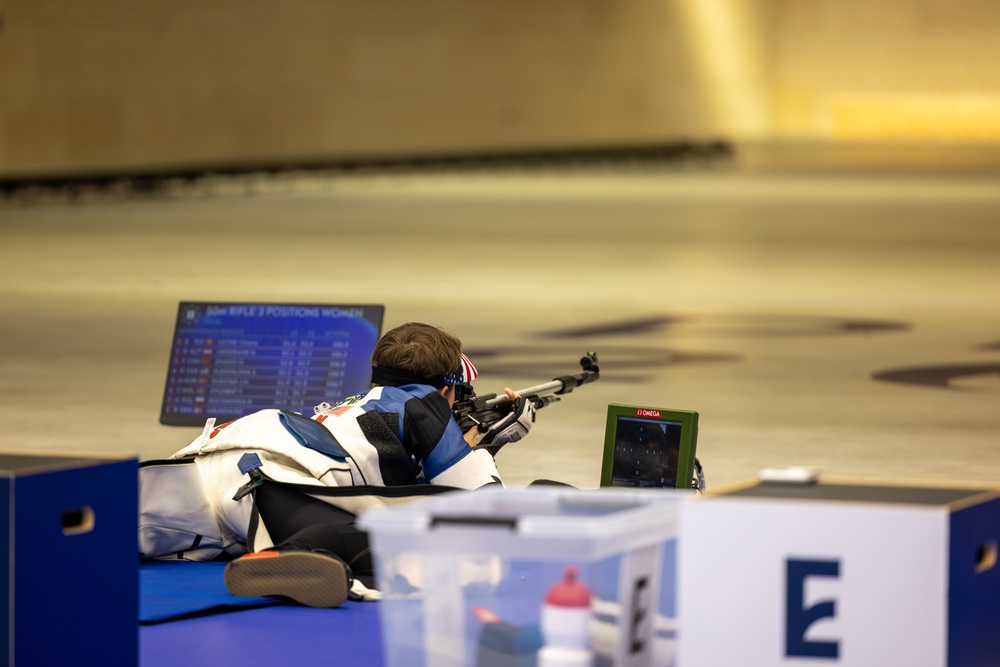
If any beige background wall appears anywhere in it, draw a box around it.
[770,0,1000,141]
[2,0,999,177]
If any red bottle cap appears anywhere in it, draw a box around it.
[544,565,591,608]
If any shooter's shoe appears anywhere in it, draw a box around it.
[223,549,351,608]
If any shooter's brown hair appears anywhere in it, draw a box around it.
[371,322,462,380]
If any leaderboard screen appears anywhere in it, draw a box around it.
[160,302,384,426]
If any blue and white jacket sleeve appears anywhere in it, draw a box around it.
[382,385,503,489]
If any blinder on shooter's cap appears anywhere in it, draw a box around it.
[443,354,478,385]
[371,353,479,388]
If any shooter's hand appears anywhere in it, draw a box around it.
[461,387,522,447]
[473,390,535,448]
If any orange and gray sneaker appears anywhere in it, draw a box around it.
[223,549,352,608]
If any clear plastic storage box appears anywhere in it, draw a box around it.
[358,486,688,667]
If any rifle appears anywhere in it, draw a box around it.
[452,352,600,433]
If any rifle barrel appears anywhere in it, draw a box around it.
[482,380,562,408]
[482,370,597,409]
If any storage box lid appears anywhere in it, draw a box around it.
[721,480,998,509]
[359,486,686,560]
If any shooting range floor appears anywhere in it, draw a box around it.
[2,157,999,491]
[3,152,1000,667]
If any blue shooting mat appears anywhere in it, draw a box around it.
[139,559,385,666]
[139,560,284,624]
[141,595,384,667]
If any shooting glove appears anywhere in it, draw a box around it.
[474,397,535,448]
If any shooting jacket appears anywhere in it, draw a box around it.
[139,384,502,560]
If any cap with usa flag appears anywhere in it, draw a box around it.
[443,353,479,385]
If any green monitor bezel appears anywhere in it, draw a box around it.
[600,403,699,490]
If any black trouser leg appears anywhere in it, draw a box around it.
[254,483,375,586]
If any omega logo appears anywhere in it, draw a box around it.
[635,408,661,418]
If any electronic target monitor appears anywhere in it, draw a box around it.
[600,403,699,490]
[160,301,384,426]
